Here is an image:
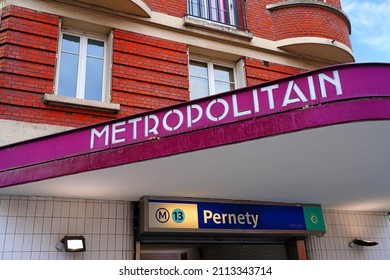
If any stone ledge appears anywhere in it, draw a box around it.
[43,94,120,113]
[183,16,253,41]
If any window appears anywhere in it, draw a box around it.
[187,0,249,30]
[56,32,107,102]
[188,0,237,26]
[189,59,236,100]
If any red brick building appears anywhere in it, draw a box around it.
[0,0,353,140]
[1,1,389,260]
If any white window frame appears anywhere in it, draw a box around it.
[189,56,243,100]
[55,29,109,103]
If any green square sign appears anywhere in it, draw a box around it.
[303,206,326,233]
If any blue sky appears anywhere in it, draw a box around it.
[341,0,390,62]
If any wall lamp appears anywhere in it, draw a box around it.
[56,235,86,252]
[349,239,378,248]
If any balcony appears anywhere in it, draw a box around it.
[187,0,248,30]
[52,0,152,17]
[266,0,354,63]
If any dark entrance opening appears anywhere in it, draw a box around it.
[138,242,304,260]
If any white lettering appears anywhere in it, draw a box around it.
[252,89,260,113]
[232,94,251,117]
[319,70,342,98]
[90,125,109,149]
[203,210,213,224]
[206,98,229,121]
[282,81,308,107]
[145,115,159,137]
[162,109,184,131]
[89,70,345,150]
[261,84,279,110]
[203,210,259,228]
[252,214,258,228]
[112,121,126,144]
[128,117,142,140]
[228,213,237,224]
[187,104,203,127]
[213,213,221,224]
[237,214,245,224]
[307,76,316,100]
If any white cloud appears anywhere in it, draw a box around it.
[342,0,390,53]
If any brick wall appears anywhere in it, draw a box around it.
[0,6,59,123]
[0,6,117,127]
[246,0,349,44]
[269,5,351,48]
[245,57,301,86]
[246,0,276,41]
[143,0,187,17]
[0,5,189,128]
[145,0,347,44]
[112,30,189,116]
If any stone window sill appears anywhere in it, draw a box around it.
[183,16,253,41]
[43,94,120,113]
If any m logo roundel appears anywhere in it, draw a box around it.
[155,208,170,223]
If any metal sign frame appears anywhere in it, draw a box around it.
[138,196,326,238]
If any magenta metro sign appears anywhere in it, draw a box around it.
[1,63,390,173]
[89,69,342,150]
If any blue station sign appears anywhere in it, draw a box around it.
[140,196,326,236]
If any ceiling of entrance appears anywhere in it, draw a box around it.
[1,120,389,212]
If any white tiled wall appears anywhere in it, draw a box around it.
[306,209,390,260]
[0,195,133,260]
[2,195,389,260]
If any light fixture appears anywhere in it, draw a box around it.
[349,239,378,248]
[59,236,86,252]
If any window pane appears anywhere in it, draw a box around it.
[189,0,206,18]
[209,0,230,23]
[219,0,230,24]
[62,34,80,53]
[214,65,234,82]
[85,39,104,101]
[190,61,208,78]
[190,61,209,99]
[190,77,209,100]
[58,53,80,98]
[58,53,79,98]
[209,0,218,21]
[58,35,80,98]
[214,65,235,94]
[215,81,233,94]
[85,57,104,101]
[87,39,104,58]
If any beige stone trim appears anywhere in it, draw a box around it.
[183,16,253,41]
[276,37,354,63]
[43,94,120,113]
[0,119,72,146]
